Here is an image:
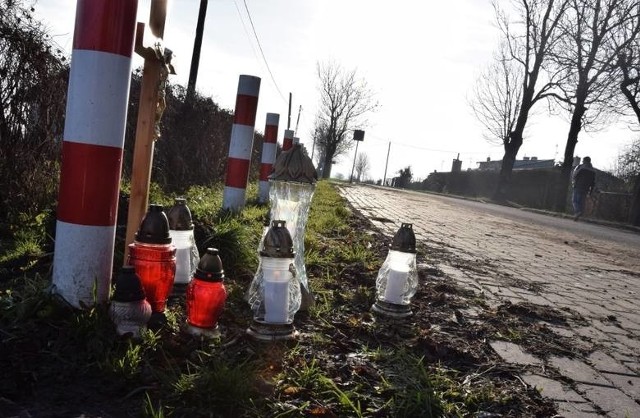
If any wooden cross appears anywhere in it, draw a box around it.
[123,0,175,263]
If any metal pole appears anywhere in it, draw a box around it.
[350,140,360,183]
[295,105,302,133]
[383,141,391,186]
[287,92,292,129]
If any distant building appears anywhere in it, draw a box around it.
[451,153,462,172]
[477,156,555,171]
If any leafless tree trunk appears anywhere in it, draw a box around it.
[314,62,377,179]
[616,49,640,224]
[550,0,640,210]
[471,0,568,201]
[354,152,370,182]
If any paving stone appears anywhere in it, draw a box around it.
[555,400,601,417]
[601,372,640,400]
[587,351,635,374]
[622,361,640,374]
[548,356,610,385]
[340,185,640,416]
[572,325,614,342]
[576,383,640,417]
[608,341,638,358]
[544,323,576,338]
[613,313,640,332]
[521,373,585,402]
[489,340,542,366]
[592,320,629,336]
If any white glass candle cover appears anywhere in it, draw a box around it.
[376,250,418,305]
[170,229,199,284]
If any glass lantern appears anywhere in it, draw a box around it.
[186,248,227,337]
[127,204,176,313]
[267,144,317,310]
[109,266,152,338]
[167,198,200,295]
[247,220,300,340]
[372,223,418,319]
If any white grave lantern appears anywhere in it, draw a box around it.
[167,198,199,295]
[247,220,300,340]
[372,223,418,319]
[267,143,317,310]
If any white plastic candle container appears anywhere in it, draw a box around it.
[262,257,293,323]
[170,230,198,284]
[377,250,418,305]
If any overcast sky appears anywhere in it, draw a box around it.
[34,0,637,181]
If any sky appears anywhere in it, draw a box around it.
[33,0,638,182]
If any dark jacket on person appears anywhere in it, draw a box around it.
[573,163,596,193]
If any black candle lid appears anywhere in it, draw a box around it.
[135,204,172,244]
[167,198,194,230]
[390,223,417,253]
[194,248,224,282]
[112,266,146,302]
[260,220,295,258]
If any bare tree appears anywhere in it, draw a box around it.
[550,0,640,210]
[472,48,523,147]
[472,0,568,201]
[354,152,370,182]
[314,61,377,179]
[615,46,640,224]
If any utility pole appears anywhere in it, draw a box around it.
[349,141,360,183]
[383,141,391,186]
[187,0,208,100]
[287,92,292,129]
[294,105,302,133]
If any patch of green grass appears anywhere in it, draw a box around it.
[0,209,52,264]
[379,349,446,417]
[497,327,524,342]
[0,180,544,417]
[168,356,260,416]
[307,181,351,236]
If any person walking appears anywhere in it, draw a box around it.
[572,156,596,220]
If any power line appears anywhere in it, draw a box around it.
[232,0,261,65]
[364,132,499,155]
[242,0,287,104]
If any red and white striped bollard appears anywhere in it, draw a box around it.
[52,0,138,308]
[283,129,294,152]
[258,113,280,203]
[222,75,261,211]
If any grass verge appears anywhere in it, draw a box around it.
[0,181,555,417]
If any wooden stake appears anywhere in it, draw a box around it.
[123,0,169,263]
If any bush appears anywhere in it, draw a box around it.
[0,1,68,230]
